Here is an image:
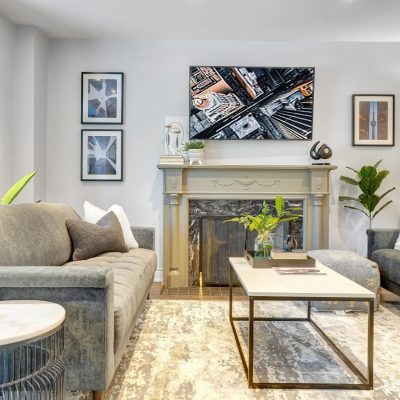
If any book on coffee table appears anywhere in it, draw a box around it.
[272,267,327,275]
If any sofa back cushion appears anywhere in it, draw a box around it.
[0,203,80,266]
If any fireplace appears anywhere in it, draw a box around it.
[189,199,304,286]
[158,163,336,288]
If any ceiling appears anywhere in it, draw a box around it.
[0,0,399,41]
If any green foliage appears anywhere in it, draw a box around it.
[226,196,301,257]
[183,141,205,150]
[0,170,38,205]
[339,160,395,227]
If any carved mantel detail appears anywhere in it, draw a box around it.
[212,179,280,190]
[158,163,337,288]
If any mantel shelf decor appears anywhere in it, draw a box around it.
[158,163,337,288]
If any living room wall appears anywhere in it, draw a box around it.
[0,14,15,195]
[45,39,400,280]
[0,15,48,202]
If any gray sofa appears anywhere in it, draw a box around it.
[367,228,400,296]
[0,203,156,397]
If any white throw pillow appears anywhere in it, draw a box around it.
[83,201,139,249]
[394,233,400,250]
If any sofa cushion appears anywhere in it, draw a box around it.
[67,212,128,261]
[370,249,400,284]
[0,203,79,266]
[65,248,157,352]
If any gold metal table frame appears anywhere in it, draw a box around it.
[229,265,374,390]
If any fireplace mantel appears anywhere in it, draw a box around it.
[158,163,337,287]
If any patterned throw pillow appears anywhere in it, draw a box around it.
[66,211,128,261]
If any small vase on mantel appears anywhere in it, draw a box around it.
[254,233,274,259]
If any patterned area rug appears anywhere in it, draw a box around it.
[68,300,400,400]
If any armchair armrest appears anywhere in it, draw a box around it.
[131,226,155,250]
[367,228,400,259]
[0,265,115,392]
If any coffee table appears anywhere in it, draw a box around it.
[229,257,375,390]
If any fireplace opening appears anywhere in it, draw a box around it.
[189,199,304,286]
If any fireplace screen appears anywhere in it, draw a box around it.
[189,199,304,286]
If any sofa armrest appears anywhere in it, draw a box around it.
[0,265,114,392]
[367,228,400,259]
[131,226,155,250]
[0,265,113,288]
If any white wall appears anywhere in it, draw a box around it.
[0,14,16,195]
[46,39,400,280]
[33,28,48,201]
[0,14,48,202]
[12,26,48,202]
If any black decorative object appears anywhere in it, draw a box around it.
[310,141,332,165]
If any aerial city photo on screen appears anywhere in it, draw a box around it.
[189,66,315,140]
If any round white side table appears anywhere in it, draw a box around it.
[0,300,66,400]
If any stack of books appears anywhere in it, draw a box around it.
[159,155,184,165]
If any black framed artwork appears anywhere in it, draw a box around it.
[189,66,315,140]
[81,130,123,181]
[353,94,395,146]
[81,72,124,124]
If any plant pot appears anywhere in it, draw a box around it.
[188,149,205,165]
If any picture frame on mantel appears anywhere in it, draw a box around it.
[81,72,124,124]
[81,129,123,181]
[353,94,395,146]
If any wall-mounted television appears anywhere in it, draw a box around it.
[189,66,315,140]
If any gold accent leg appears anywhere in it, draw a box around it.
[368,299,374,387]
[93,391,106,400]
[249,297,254,388]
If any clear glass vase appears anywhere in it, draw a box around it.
[254,233,274,259]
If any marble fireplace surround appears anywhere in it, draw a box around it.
[158,164,337,288]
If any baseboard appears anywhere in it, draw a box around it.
[154,269,163,283]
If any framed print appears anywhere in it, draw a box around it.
[353,94,394,146]
[81,130,123,181]
[81,72,124,124]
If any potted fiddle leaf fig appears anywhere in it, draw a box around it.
[0,170,38,205]
[339,160,395,228]
[226,196,301,258]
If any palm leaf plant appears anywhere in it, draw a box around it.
[0,170,38,205]
[339,160,395,228]
[226,196,301,258]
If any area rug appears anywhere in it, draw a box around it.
[68,300,400,400]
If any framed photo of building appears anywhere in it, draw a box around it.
[353,94,395,146]
[81,130,123,181]
[81,72,124,124]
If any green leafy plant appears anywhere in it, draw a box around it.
[226,196,301,257]
[0,170,38,205]
[339,160,395,228]
[183,141,205,150]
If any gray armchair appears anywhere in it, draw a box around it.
[367,228,400,296]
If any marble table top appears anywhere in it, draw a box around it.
[0,300,65,346]
[229,257,375,299]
